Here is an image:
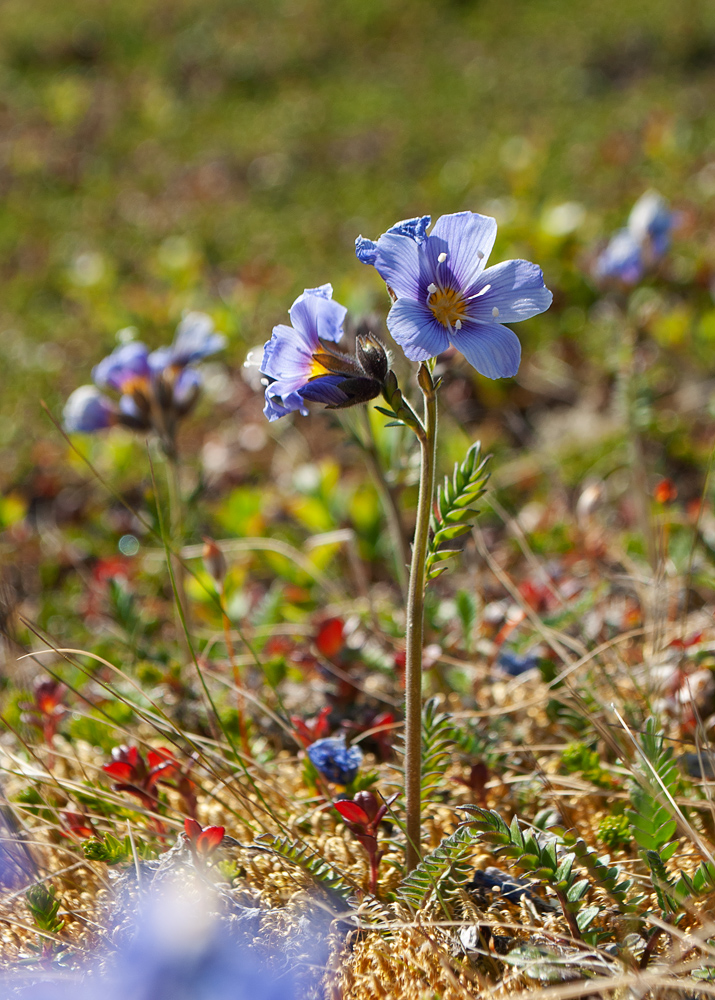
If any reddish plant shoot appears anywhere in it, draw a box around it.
[333,790,397,895]
[290,706,332,747]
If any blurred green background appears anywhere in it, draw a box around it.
[1,0,715,488]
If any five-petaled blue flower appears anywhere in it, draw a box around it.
[63,312,225,453]
[594,190,674,286]
[355,211,552,379]
[260,284,352,421]
[307,736,363,785]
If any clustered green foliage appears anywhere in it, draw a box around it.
[425,442,491,582]
[626,718,682,860]
[397,824,479,910]
[561,740,613,788]
[82,832,158,866]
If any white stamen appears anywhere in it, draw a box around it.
[427,283,437,294]
[437,252,447,263]
[477,250,485,260]
[492,306,500,318]
[455,319,462,329]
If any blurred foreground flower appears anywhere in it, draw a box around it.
[593,190,674,285]
[356,211,552,377]
[261,284,388,419]
[63,313,225,456]
[307,736,363,785]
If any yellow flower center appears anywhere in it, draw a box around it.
[428,286,467,328]
[309,356,331,378]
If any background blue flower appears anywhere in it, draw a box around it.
[307,736,363,784]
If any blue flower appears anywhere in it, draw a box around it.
[628,190,673,258]
[356,211,552,378]
[63,313,225,452]
[307,736,363,785]
[260,284,348,421]
[593,229,644,285]
[594,190,674,286]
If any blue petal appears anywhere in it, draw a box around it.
[429,212,497,290]
[93,342,151,392]
[263,384,308,421]
[63,386,116,432]
[466,259,553,323]
[173,367,202,406]
[449,320,522,379]
[371,232,422,299]
[593,229,643,285]
[356,216,431,265]
[148,346,173,375]
[628,190,672,255]
[355,236,379,266]
[261,324,313,382]
[386,298,450,361]
[171,312,226,364]
[288,285,347,346]
[298,375,349,405]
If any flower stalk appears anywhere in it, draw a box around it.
[404,363,438,872]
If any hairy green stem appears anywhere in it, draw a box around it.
[404,365,437,872]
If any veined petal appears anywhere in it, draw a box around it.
[430,212,497,290]
[93,342,151,392]
[466,259,552,323]
[171,312,226,364]
[386,298,450,361]
[298,375,350,405]
[289,286,347,345]
[64,386,117,432]
[261,325,314,381]
[264,384,308,421]
[371,232,422,299]
[449,320,521,379]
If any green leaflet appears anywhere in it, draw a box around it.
[425,441,491,582]
[397,824,480,909]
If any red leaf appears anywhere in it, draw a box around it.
[196,827,225,854]
[184,818,202,841]
[334,801,370,826]
[315,618,344,658]
[102,761,134,782]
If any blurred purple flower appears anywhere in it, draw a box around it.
[593,190,674,286]
[307,736,363,785]
[260,284,349,420]
[356,211,552,378]
[64,314,225,454]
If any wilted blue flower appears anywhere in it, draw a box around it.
[593,190,674,286]
[355,215,431,266]
[307,736,363,785]
[356,211,552,378]
[260,284,350,420]
[64,313,225,454]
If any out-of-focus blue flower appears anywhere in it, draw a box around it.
[63,313,224,453]
[260,284,348,421]
[355,215,431,266]
[356,211,552,378]
[307,736,363,785]
[496,649,540,676]
[628,190,673,258]
[592,228,644,285]
[593,190,674,286]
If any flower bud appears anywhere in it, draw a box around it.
[356,333,389,383]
